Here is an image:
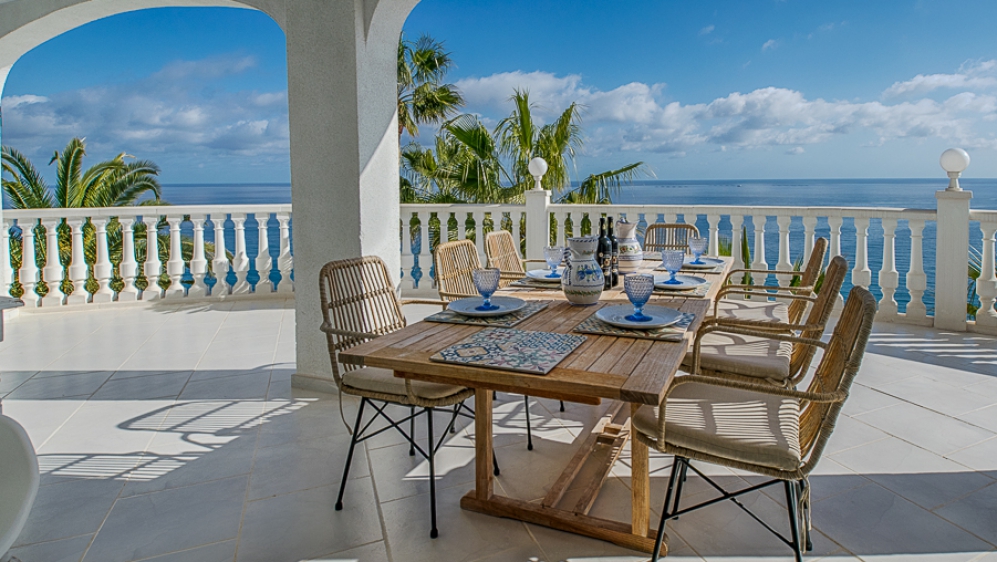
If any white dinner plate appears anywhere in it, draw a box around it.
[682,256,725,270]
[525,268,565,282]
[594,304,683,329]
[654,274,709,291]
[447,296,528,317]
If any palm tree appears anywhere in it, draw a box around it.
[2,137,168,298]
[397,34,464,139]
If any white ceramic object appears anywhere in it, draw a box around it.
[653,274,708,291]
[562,237,605,305]
[615,220,643,273]
[0,414,39,561]
[595,304,682,329]
[525,268,564,282]
[682,256,725,270]
[447,296,527,317]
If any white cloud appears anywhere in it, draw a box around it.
[1,55,289,175]
[762,39,778,51]
[786,146,805,155]
[883,59,997,98]
[699,25,715,36]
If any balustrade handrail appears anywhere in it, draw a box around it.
[970,209,997,221]
[3,204,293,220]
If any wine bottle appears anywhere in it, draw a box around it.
[608,216,619,287]
[598,217,612,289]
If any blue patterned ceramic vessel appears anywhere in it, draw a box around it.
[562,236,604,305]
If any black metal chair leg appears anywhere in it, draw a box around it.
[800,479,813,551]
[524,395,534,451]
[427,407,439,539]
[335,398,367,511]
[651,457,683,561]
[785,480,803,562]
[492,449,500,476]
[671,457,688,518]
[449,404,458,433]
[409,405,416,456]
[559,400,565,412]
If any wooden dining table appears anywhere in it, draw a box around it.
[339,258,732,554]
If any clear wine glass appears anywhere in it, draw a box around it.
[472,269,501,311]
[543,246,563,278]
[688,237,708,265]
[624,274,655,322]
[661,250,685,285]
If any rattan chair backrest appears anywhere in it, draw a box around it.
[434,239,481,301]
[788,255,847,381]
[319,256,406,389]
[643,224,700,253]
[485,230,524,275]
[799,286,877,472]
[788,237,829,324]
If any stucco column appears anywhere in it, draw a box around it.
[934,189,973,331]
[0,65,10,298]
[286,0,405,392]
[524,189,551,262]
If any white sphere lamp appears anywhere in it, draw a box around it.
[940,148,970,191]
[528,157,548,191]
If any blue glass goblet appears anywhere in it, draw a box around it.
[661,250,685,284]
[472,268,501,311]
[688,237,708,265]
[624,274,655,322]
[543,246,563,278]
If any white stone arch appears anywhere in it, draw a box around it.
[0,0,421,389]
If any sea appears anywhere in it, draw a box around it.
[152,179,997,313]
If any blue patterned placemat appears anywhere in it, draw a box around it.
[573,311,697,342]
[430,328,587,375]
[424,300,550,328]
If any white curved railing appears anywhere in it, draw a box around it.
[971,209,997,332]
[1,205,293,306]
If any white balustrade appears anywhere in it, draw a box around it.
[852,217,872,288]
[41,219,64,307]
[973,211,997,332]
[751,216,768,272]
[276,213,293,293]
[905,219,929,324]
[66,219,87,305]
[188,215,208,297]
[118,218,139,302]
[92,218,114,303]
[143,216,162,301]
[416,210,431,289]
[878,218,899,320]
[231,214,251,294]
[163,216,185,298]
[707,214,721,256]
[729,215,745,270]
[400,212,415,288]
[212,214,230,296]
[18,220,39,307]
[776,215,793,271]
[802,216,818,263]
[255,213,273,293]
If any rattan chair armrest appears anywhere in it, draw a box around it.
[717,283,814,295]
[438,290,479,300]
[400,298,449,309]
[722,268,812,285]
[320,324,379,340]
[701,316,825,333]
[522,259,548,264]
[713,288,816,309]
[690,321,828,379]
[668,374,846,403]
[499,270,523,280]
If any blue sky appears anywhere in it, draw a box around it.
[4,1,997,183]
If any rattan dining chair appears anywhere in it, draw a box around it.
[685,255,848,387]
[320,255,495,539]
[485,230,546,284]
[433,239,561,446]
[638,286,878,561]
[714,237,829,326]
[643,223,700,253]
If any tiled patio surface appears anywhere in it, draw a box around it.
[1,298,996,562]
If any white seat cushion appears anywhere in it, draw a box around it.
[633,382,802,471]
[716,300,790,324]
[684,331,793,381]
[343,366,467,401]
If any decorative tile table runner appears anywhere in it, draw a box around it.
[424,300,550,328]
[509,278,564,290]
[654,281,712,298]
[430,328,587,375]
[573,311,697,342]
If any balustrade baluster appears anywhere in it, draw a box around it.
[400,212,414,287]
[212,214,230,296]
[276,213,293,293]
[231,214,250,294]
[18,220,39,307]
[827,215,845,309]
[665,212,678,225]
[472,211,485,264]
[164,216,185,298]
[143,216,163,301]
[852,217,872,288]
[92,218,114,303]
[906,219,928,323]
[878,218,899,319]
[0,220,10,297]
[41,219,65,307]
[555,211,567,246]
[188,215,208,297]
[255,213,273,293]
[66,219,88,305]
[417,211,431,289]
[730,215,744,270]
[118,218,139,301]
[707,214,720,255]
[776,215,792,271]
[975,219,997,330]
[751,216,768,272]
[802,216,818,263]
[512,211,523,256]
